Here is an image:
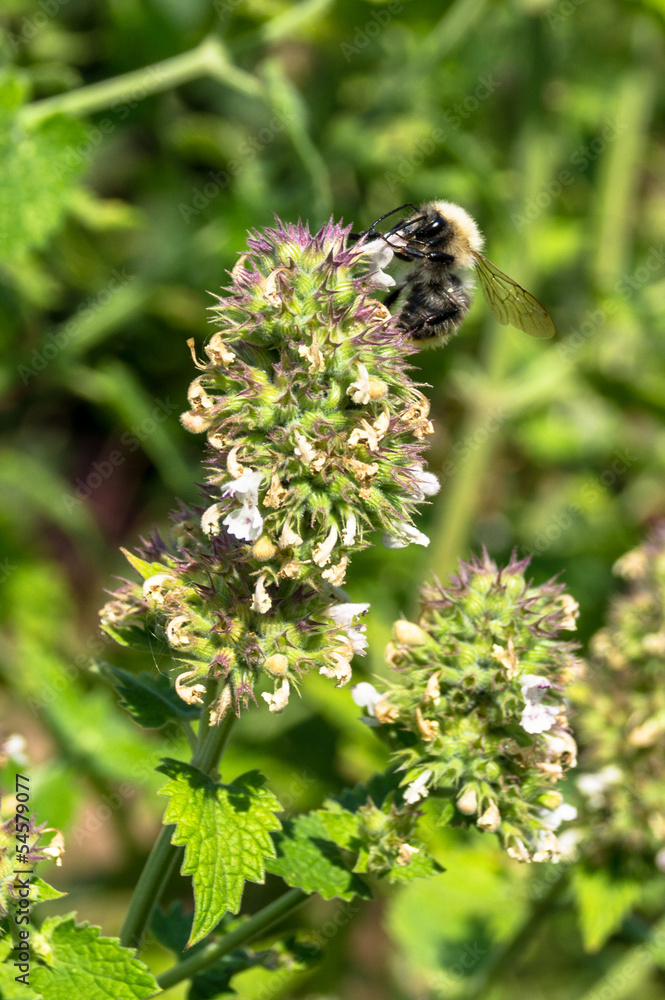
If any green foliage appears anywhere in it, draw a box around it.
[0,73,89,265]
[157,761,282,944]
[152,901,321,1000]
[27,915,158,1000]
[268,811,372,902]
[1,0,665,997]
[93,660,200,728]
[571,867,643,954]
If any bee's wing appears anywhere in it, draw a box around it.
[471,251,555,339]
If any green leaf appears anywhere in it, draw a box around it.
[120,547,170,582]
[572,867,644,952]
[28,914,158,999]
[267,812,372,902]
[30,876,67,905]
[0,74,89,263]
[157,761,282,946]
[93,660,199,727]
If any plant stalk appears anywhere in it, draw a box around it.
[19,36,262,127]
[119,709,236,951]
[156,887,309,991]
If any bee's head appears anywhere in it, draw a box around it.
[399,200,484,268]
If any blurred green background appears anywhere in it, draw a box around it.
[1,0,665,996]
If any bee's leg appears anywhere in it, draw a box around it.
[407,305,461,339]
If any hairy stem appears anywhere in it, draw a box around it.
[156,887,309,990]
[119,710,236,951]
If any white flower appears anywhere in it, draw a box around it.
[656,847,665,872]
[220,469,264,542]
[396,843,420,866]
[539,802,578,830]
[222,470,263,499]
[533,829,562,863]
[352,682,381,717]
[328,602,369,627]
[382,524,430,549]
[408,465,441,500]
[251,574,272,613]
[201,502,225,536]
[520,701,559,735]
[262,678,290,713]
[166,616,191,648]
[312,524,338,567]
[320,648,353,686]
[2,734,27,766]
[175,670,206,705]
[506,837,531,862]
[223,503,264,542]
[142,573,176,603]
[342,512,357,547]
[519,674,559,734]
[347,364,371,405]
[521,674,552,695]
[576,765,622,807]
[403,769,432,805]
[360,237,396,289]
[557,828,582,861]
[328,602,370,654]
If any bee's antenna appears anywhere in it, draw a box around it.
[368,203,419,231]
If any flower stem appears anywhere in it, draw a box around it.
[156,887,308,991]
[119,709,237,951]
[19,36,262,127]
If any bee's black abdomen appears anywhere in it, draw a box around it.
[399,273,471,341]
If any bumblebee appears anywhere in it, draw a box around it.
[361,200,555,345]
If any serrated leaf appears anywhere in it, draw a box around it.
[93,661,199,727]
[0,75,90,263]
[572,867,643,952]
[267,812,372,902]
[157,761,282,946]
[28,914,158,999]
